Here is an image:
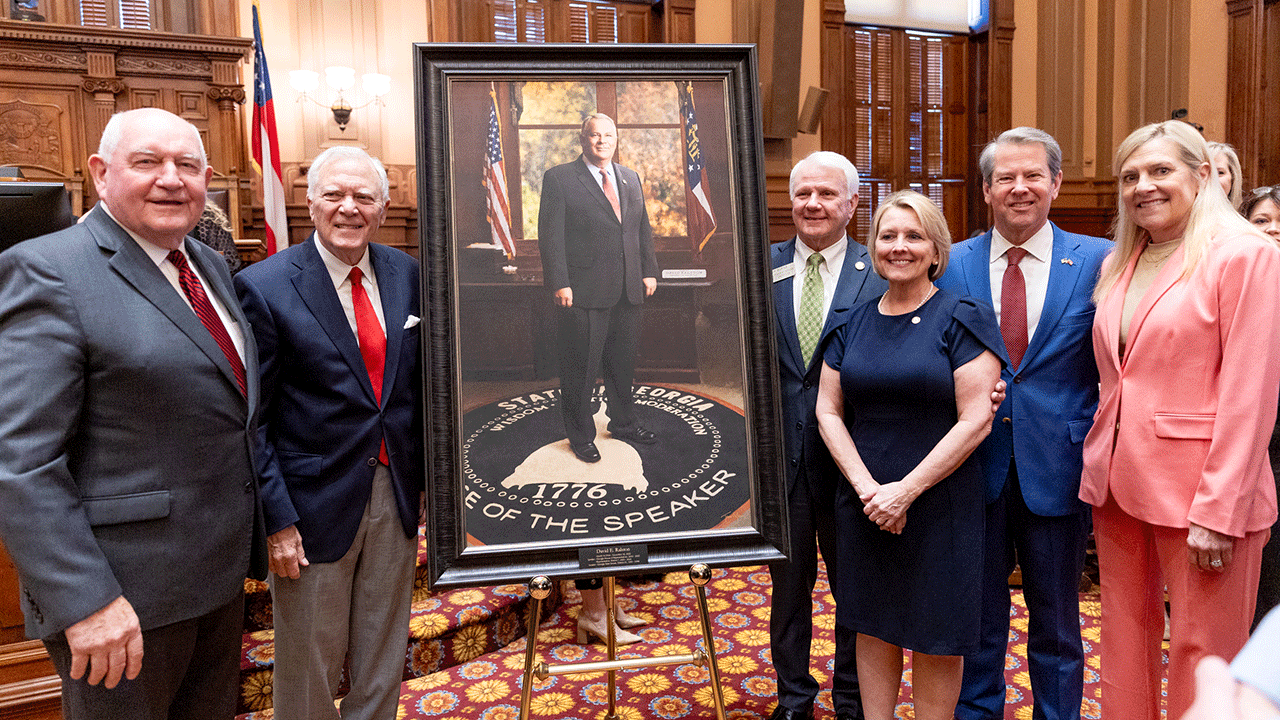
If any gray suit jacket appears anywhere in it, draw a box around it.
[0,206,266,639]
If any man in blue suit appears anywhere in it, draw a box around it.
[235,146,422,720]
[938,128,1110,720]
[768,151,887,720]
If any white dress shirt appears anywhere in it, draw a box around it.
[582,156,618,194]
[793,236,849,327]
[316,237,386,337]
[106,205,247,362]
[988,223,1054,342]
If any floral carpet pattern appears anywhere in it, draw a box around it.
[238,560,1110,720]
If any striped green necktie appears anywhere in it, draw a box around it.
[798,252,825,365]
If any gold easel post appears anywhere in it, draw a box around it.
[517,575,553,720]
[517,565,728,720]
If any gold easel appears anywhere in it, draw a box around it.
[517,564,727,720]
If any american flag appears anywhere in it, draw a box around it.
[485,84,515,258]
[677,81,717,256]
[251,1,288,255]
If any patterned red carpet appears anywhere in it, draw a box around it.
[238,562,1109,720]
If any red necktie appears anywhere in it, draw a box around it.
[600,168,621,221]
[1001,247,1029,369]
[349,267,389,465]
[167,250,246,395]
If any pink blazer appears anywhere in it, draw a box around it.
[1080,229,1280,537]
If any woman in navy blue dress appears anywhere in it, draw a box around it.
[815,190,1002,720]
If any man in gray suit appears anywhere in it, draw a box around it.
[0,108,265,720]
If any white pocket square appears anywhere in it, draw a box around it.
[403,315,420,329]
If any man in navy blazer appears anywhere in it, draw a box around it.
[768,151,887,720]
[937,128,1110,720]
[235,146,422,720]
[0,108,265,719]
[539,113,660,463]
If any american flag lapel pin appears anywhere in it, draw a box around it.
[1061,258,1074,265]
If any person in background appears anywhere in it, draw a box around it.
[817,190,1002,720]
[939,127,1111,720]
[1242,185,1280,242]
[1080,120,1280,720]
[191,200,243,274]
[1209,141,1243,208]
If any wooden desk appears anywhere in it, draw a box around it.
[456,278,708,384]
[0,541,61,720]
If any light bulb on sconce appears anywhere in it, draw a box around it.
[288,66,390,132]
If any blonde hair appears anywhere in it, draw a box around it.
[1207,141,1243,207]
[867,190,951,281]
[1095,121,1256,302]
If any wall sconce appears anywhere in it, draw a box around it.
[288,67,391,132]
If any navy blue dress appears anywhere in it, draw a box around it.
[823,289,1001,655]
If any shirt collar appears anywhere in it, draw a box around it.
[100,204,186,267]
[796,235,849,267]
[314,234,373,289]
[991,222,1054,264]
[582,156,614,178]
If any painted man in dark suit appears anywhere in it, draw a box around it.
[768,151,887,720]
[538,113,660,463]
[0,107,266,719]
[937,127,1111,720]
[235,146,422,720]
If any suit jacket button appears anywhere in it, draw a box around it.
[790,458,798,466]
[802,381,811,390]
[1013,375,1023,384]
[367,457,378,467]
[795,421,803,430]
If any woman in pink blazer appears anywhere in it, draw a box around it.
[1080,120,1280,720]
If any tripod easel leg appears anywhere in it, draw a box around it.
[518,575,553,720]
[691,563,727,720]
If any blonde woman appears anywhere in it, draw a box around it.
[816,190,1001,720]
[1208,141,1243,207]
[1080,121,1280,720]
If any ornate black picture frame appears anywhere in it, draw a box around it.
[416,43,786,589]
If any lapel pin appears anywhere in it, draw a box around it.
[855,261,866,271]
[1060,258,1074,265]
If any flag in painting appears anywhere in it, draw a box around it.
[677,81,717,256]
[485,84,515,258]
[251,1,288,255]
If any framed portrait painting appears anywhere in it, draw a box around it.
[416,43,787,588]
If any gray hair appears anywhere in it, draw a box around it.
[580,113,616,135]
[306,146,390,203]
[97,108,207,166]
[789,151,860,199]
[979,127,1062,185]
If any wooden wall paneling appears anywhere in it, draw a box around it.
[758,0,803,138]
[819,0,846,154]
[1095,0,1116,175]
[1038,0,1087,176]
[987,0,1015,138]
[663,0,696,42]
[1227,0,1258,186]
[1127,0,1190,129]
[1261,1,1280,184]
[941,35,971,239]
[967,33,991,233]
